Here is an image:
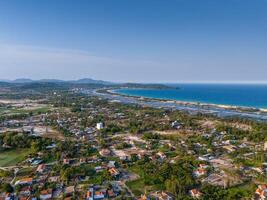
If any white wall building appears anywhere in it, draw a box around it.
[96,122,104,130]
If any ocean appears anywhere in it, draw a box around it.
[115,84,267,109]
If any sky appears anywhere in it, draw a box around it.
[0,0,267,83]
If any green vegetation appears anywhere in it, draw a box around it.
[0,82,266,199]
[127,158,196,198]
[0,183,13,193]
[0,148,32,167]
[126,179,146,196]
[0,106,52,116]
[200,183,256,200]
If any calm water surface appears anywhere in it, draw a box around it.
[116,84,267,109]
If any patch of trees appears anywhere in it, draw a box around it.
[143,132,160,140]
[200,184,255,200]
[0,132,33,149]
[115,142,132,150]
[216,123,267,142]
[101,123,122,134]
[135,158,196,198]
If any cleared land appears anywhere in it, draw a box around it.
[126,166,160,196]
[0,148,32,167]
[0,106,51,115]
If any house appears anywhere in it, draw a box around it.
[87,186,107,200]
[36,164,46,173]
[151,191,174,200]
[157,152,166,160]
[255,184,267,200]
[18,186,31,196]
[202,173,225,187]
[193,169,207,177]
[87,188,93,200]
[252,167,264,174]
[238,143,247,148]
[107,161,116,168]
[222,145,236,153]
[198,156,209,161]
[15,178,33,186]
[80,158,87,164]
[107,190,116,198]
[171,121,181,129]
[99,149,111,157]
[17,194,32,200]
[264,141,267,151]
[64,186,75,195]
[31,159,43,166]
[95,166,104,173]
[85,127,95,134]
[209,158,233,169]
[189,189,203,199]
[108,168,120,177]
[63,158,73,165]
[94,191,105,199]
[46,143,57,149]
[110,182,122,194]
[96,122,104,130]
[40,189,53,200]
[48,176,60,183]
[138,194,150,200]
[113,150,131,160]
[199,164,209,169]
[2,143,12,149]
[22,126,34,134]
[4,193,15,200]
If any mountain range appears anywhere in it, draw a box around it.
[0,78,113,85]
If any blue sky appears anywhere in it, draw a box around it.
[0,0,267,82]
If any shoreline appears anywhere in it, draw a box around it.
[82,88,267,121]
[109,89,267,113]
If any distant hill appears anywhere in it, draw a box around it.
[13,78,34,83]
[0,78,114,85]
[39,79,65,83]
[70,78,113,85]
[0,78,172,90]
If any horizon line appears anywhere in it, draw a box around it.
[1,78,267,85]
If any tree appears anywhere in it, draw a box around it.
[2,183,13,193]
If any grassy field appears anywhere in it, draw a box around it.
[17,167,35,177]
[126,179,146,196]
[126,166,161,196]
[0,106,52,116]
[0,148,32,167]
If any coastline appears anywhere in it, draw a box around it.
[109,89,267,113]
[82,88,267,121]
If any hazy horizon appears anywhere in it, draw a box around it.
[1,77,267,85]
[0,0,267,83]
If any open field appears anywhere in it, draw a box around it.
[126,179,145,196]
[154,129,196,139]
[0,148,32,167]
[0,106,51,115]
[126,166,161,196]
[0,106,52,116]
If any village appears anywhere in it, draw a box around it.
[0,88,266,200]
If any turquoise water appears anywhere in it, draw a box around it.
[116,84,267,109]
